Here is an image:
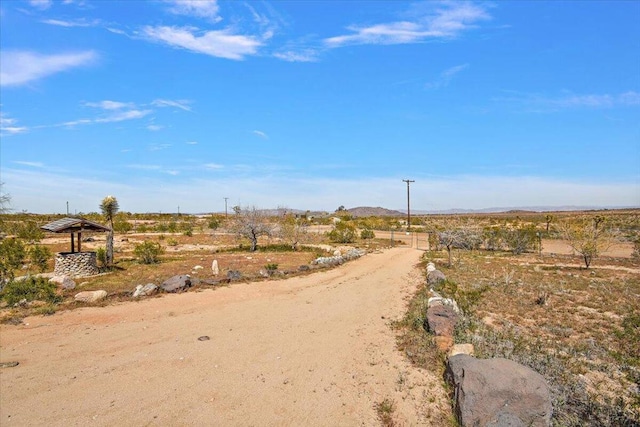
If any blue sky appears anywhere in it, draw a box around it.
[1,0,638,214]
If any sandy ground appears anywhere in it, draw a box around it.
[0,247,450,426]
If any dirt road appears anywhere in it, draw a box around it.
[0,247,449,426]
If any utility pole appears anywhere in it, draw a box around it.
[403,179,415,231]
[224,197,229,218]
[66,201,69,216]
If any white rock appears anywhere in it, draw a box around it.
[211,260,219,276]
[49,275,76,290]
[449,343,475,358]
[74,290,107,303]
[193,265,203,270]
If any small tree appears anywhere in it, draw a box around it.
[544,214,554,234]
[230,206,274,252]
[502,225,538,255]
[100,195,119,266]
[360,227,375,240]
[29,245,51,273]
[0,182,10,214]
[278,213,307,250]
[559,219,611,268]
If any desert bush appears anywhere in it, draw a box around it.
[96,247,107,267]
[1,276,61,306]
[265,263,278,272]
[558,219,612,268]
[113,219,132,234]
[327,221,357,243]
[632,236,640,259]
[136,224,149,233]
[0,238,26,285]
[167,238,178,246]
[134,241,164,264]
[16,220,44,242]
[208,216,221,230]
[28,245,51,273]
[501,225,538,255]
[483,227,503,251]
[360,228,375,240]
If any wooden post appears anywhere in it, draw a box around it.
[70,233,75,253]
[78,232,82,252]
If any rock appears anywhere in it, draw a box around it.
[425,304,458,337]
[160,275,192,293]
[427,269,446,286]
[446,355,552,427]
[74,290,107,303]
[211,260,219,275]
[428,297,461,313]
[298,265,310,272]
[333,250,341,256]
[227,270,242,281]
[49,275,76,290]
[259,269,270,278]
[193,265,203,270]
[427,262,436,273]
[449,343,475,357]
[132,283,158,298]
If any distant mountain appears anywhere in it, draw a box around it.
[408,206,639,214]
[346,206,405,217]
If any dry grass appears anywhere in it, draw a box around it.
[422,247,640,426]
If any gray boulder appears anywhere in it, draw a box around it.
[133,283,158,298]
[226,270,242,281]
[446,355,552,427]
[49,275,76,290]
[425,303,458,337]
[161,275,192,293]
[427,269,446,286]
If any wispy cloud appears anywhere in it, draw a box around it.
[0,113,28,136]
[324,2,491,47]
[84,100,134,110]
[152,99,192,111]
[497,90,640,112]
[186,141,198,145]
[28,0,52,10]
[41,18,100,27]
[204,163,224,170]
[95,109,152,123]
[252,130,269,139]
[149,143,171,151]
[425,63,469,89]
[13,161,44,168]
[273,49,320,63]
[165,0,221,22]
[0,50,98,87]
[147,124,164,131]
[142,26,262,60]
[127,164,162,171]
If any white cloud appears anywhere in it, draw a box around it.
[28,0,52,10]
[152,99,192,111]
[0,113,28,136]
[204,163,224,170]
[165,0,221,21]
[142,25,262,60]
[149,143,171,151]
[84,100,134,110]
[127,164,162,171]
[425,63,469,89]
[147,124,164,131]
[325,2,490,47]
[273,49,320,63]
[14,161,44,168]
[252,130,268,139]
[0,50,97,87]
[497,90,640,112]
[95,109,152,123]
[186,141,198,145]
[41,18,99,27]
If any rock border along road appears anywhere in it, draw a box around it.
[0,247,450,426]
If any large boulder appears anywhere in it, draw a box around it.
[446,355,552,427]
[161,275,192,293]
[74,290,107,303]
[425,303,458,337]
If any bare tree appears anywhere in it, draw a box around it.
[277,211,307,250]
[558,218,612,268]
[230,206,274,252]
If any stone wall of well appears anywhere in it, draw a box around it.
[54,252,99,277]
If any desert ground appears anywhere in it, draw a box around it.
[0,247,452,426]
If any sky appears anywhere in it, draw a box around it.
[1,0,639,214]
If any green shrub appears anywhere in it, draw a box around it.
[1,276,61,306]
[208,217,221,230]
[96,247,107,267]
[29,245,51,273]
[360,228,375,239]
[167,238,178,246]
[134,241,164,264]
[327,221,356,243]
[16,220,44,242]
[0,238,26,284]
[265,263,278,272]
[113,219,132,233]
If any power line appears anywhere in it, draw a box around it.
[402,179,415,231]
